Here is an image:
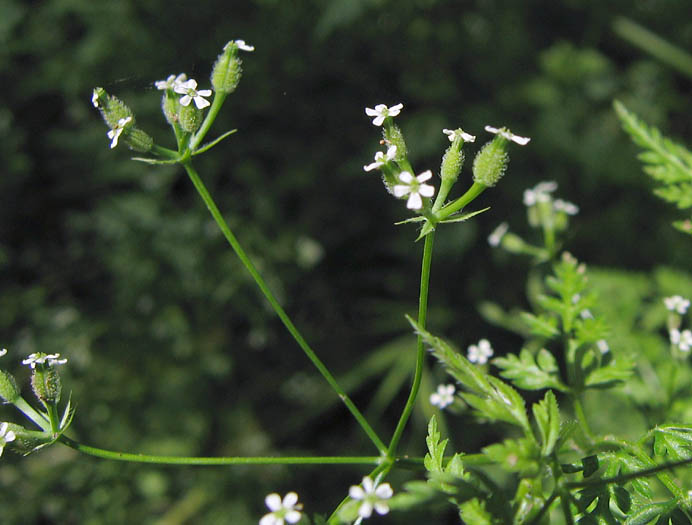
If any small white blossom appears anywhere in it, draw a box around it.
[393,170,435,210]
[365,103,403,126]
[0,348,7,357]
[596,339,609,354]
[174,79,213,109]
[349,476,393,519]
[363,145,397,172]
[485,125,531,145]
[468,339,494,364]
[259,492,303,525]
[523,181,557,206]
[22,353,68,369]
[553,199,579,215]
[442,128,476,143]
[155,73,187,91]
[91,91,99,108]
[488,222,509,247]
[0,422,16,457]
[580,309,594,319]
[107,116,132,149]
[234,39,255,52]
[430,384,455,409]
[664,295,690,315]
[670,329,692,352]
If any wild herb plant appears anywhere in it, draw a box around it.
[2,40,692,525]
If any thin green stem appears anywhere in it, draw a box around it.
[181,161,386,454]
[386,231,435,457]
[189,93,228,151]
[435,182,486,222]
[59,436,382,465]
[572,396,594,444]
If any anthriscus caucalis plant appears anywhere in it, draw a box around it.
[10,37,692,525]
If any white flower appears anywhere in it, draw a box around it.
[107,116,132,149]
[430,384,455,409]
[174,79,213,109]
[553,199,579,215]
[365,103,403,126]
[580,309,594,319]
[235,39,255,52]
[484,125,531,146]
[0,422,16,457]
[363,145,397,172]
[670,329,692,352]
[468,339,494,364]
[155,73,187,91]
[664,295,690,315]
[596,339,609,354]
[523,181,557,206]
[259,492,303,525]
[0,348,7,357]
[22,353,68,369]
[393,170,435,210]
[442,128,476,143]
[349,476,393,519]
[488,222,509,247]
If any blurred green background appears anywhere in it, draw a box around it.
[1,0,691,523]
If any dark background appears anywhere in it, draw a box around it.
[1,1,691,523]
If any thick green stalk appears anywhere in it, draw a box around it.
[386,231,435,457]
[181,161,386,454]
[435,182,486,222]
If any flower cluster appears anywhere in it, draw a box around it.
[22,353,68,369]
[430,384,456,409]
[468,339,494,364]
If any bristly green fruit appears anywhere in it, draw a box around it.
[31,365,62,406]
[472,137,509,188]
[179,103,204,133]
[0,369,20,403]
[440,142,464,184]
[211,42,243,94]
[383,125,408,162]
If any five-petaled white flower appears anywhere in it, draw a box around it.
[596,339,610,354]
[0,348,7,357]
[349,476,393,519]
[174,79,213,109]
[235,39,255,51]
[523,181,557,206]
[107,116,132,149]
[22,353,68,369]
[155,73,187,91]
[259,492,303,525]
[553,199,579,215]
[468,339,494,364]
[664,295,690,315]
[442,128,476,143]
[488,222,509,247]
[0,422,16,457]
[393,170,435,210]
[670,329,692,352]
[485,125,531,146]
[363,145,397,172]
[365,103,403,126]
[430,384,456,409]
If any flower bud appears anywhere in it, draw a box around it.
[0,370,20,403]
[178,103,203,133]
[472,137,508,188]
[161,92,180,126]
[31,364,62,406]
[211,41,244,94]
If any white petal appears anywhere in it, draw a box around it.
[416,170,432,182]
[179,95,192,107]
[398,171,414,183]
[0,423,7,435]
[374,501,390,515]
[372,115,385,126]
[442,129,455,140]
[374,104,387,112]
[407,193,423,209]
[349,486,365,500]
[361,477,374,493]
[375,483,393,498]
[283,492,299,507]
[5,430,15,442]
[386,145,397,159]
[393,185,410,198]
[194,96,211,109]
[265,493,282,511]
[418,184,435,198]
[511,134,531,145]
[259,514,279,525]
[358,502,374,518]
[485,125,501,134]
[198,89,213,97]
[365,107,378,116]
[363,162,380,172]
[389,103,403,115]
[91,92,99,107]
[285,510,301,523]
[235,39,255,51]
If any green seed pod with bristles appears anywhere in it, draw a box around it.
[211,42,243,94]
[124,128,154,153]
[179,103,203,133]
[0,370,20,403]
[32,366,62,406]
[383,125,408,162]
[473,137,509,188]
